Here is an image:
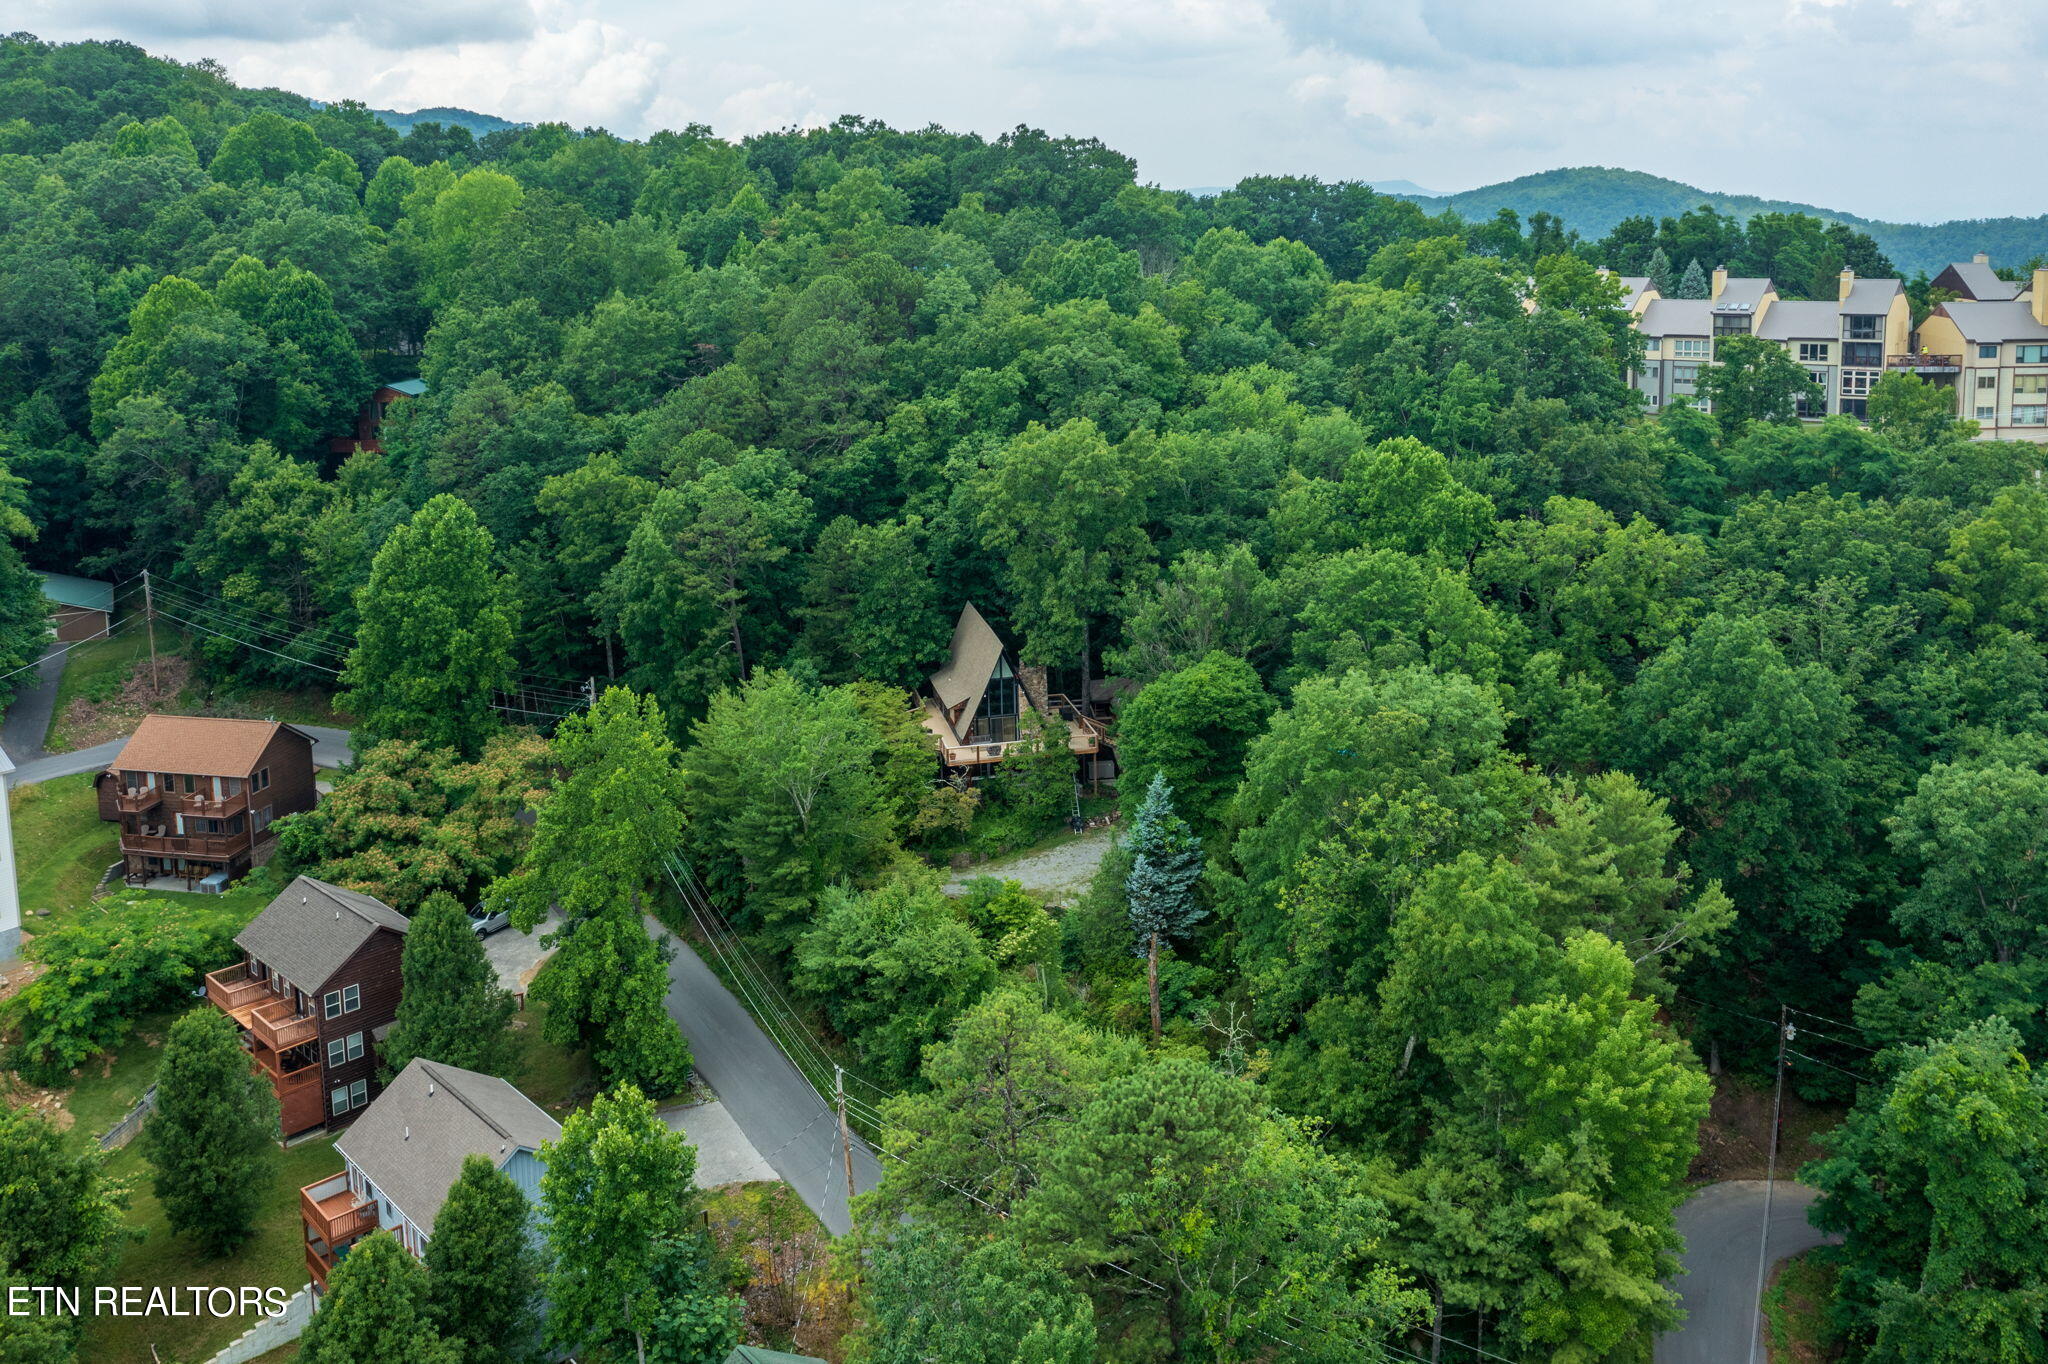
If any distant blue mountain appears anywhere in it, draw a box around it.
[372,106,527,137]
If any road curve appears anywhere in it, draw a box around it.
[654,918,882,1235]
[1655,1180,1838,1364]
[10,724,353,788]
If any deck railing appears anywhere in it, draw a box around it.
[250,998,318,1052]
[204,966,269,1013]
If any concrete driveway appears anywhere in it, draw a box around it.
[661,1098,778,1188]
[1655,1180,1838,1364]
[482,908,563,998]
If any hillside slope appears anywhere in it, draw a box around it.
[1397,166,2048,276]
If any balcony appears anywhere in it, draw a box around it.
[254,1045,321,1093]
[306,1240,351,1292]
[301,1173,378,1248]
[120,831,247,859]
[1888,352,1962,372]
[205,966,270,1016]
[181,789,250,820]
[250,998,319,1052]
[112,787,162,815]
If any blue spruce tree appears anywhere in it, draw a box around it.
[1125,773,1206,1043]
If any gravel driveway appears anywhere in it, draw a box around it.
[944,826,1117,903]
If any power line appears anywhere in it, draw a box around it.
[0,586,150,685]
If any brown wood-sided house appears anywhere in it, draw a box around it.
[327,378,427,457]
[921,603,1114,786]
[95,715,317,888]
[204,875,409,1138]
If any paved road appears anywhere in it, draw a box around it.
[654,917,882,1236]
[9,724,353,789]
[1,644,68,761]
[1656,1180,1838,1364]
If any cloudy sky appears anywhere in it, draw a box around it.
[17,0,2047,223]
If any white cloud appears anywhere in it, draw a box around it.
[14,0,2048,221]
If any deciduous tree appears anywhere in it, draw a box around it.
[340,494,516,756]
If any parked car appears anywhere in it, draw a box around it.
[468,904,510,937]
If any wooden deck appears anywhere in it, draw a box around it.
[921,698,1105,766]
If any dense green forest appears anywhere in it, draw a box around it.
[5,31,2048,1364]
[1401,165,2048,277]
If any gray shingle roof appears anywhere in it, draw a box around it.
[1938,300,2048,344]
[1712,277,1773,312]
[1941,261,2021,302]
[1842,278,1903,315]
[927,603,1008,741]
[1637,299,1713,337]
[234,875,408,994]
[1755,300,1844,341]
[335,1058,560,1238]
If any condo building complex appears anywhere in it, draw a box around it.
[1621,257,2048,442]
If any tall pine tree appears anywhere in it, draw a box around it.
[1644,245,1674,297]
[381,893,517,1079]
[1675,257,1710,299]
[1124,774,1205,1043]
[143,1007,279,1255]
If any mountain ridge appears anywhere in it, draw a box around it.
[1388,166,2048,277]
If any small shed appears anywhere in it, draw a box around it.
[727,1347,827,1364]
[36,572,113,642]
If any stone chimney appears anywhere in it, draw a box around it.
[1711,266,1727,299]
[2033,267,2048,326]
[1973,252,1991,265]
[1838,268,1855,301]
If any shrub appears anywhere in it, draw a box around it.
[1,897,237,1085]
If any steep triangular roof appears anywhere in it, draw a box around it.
[927,603,1007,739]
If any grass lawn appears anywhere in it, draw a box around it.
[1763,1247,1847,1362]
[79,1135,343,1364]
[508,985,597,1117]
[58,1007,181,1149]
[9,771,119,930]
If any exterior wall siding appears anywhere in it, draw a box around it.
[312,928,406,1128]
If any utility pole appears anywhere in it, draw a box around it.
[834,1064,857,1214]
[1747,1007,1797,1364]
[141,568,159,694]
[835,1062,862,1302]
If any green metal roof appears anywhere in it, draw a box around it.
[727,1347,826,1364]
[36,571,114,614]
[384,378,429,396]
